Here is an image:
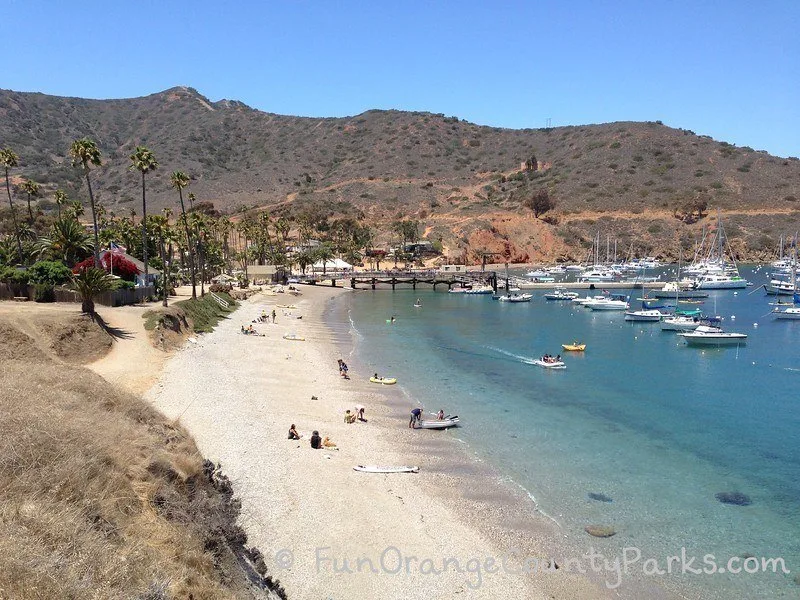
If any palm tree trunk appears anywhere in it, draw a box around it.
[141,171,149,286]
[85,171,101,268]
[4,167,24,264]
[26,194,34,225]
[178,188,197,299]
[159,231,168,307]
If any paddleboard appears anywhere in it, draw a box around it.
[353,465,419,473]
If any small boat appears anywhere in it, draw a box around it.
[679,325,747,346]
[369,376,397,385]
[532,357,566,369]
[448,287,468,294]
[773,306,800,320]
[353,465,419,473]
[413,302,422,308]
[561,343,586,351]
[525,269,549,278]
[545,288,580,301]
[415,416,460,429]
[497,293,533,302]
[464,285,494,295]
[624,309,666,322]
[282,333,305,341]
[586,294,629,311]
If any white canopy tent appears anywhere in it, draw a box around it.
[311,258,352,273]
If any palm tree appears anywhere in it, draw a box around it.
[37,217,94,266]
[0,148,24,264]
[315,243,335,276]
[149,214,171,307]
[20,179,40,225]
[54,189,67,218]
[170,171,196,299]
[69,200,85,220]
[129,145,158,285]
[69,138,103,267]
[71,266,114,317]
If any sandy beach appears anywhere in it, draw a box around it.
[102,285,672,599]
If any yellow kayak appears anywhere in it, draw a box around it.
[370,376,397,385]
[562,343,586,352]
[283,333,305,341]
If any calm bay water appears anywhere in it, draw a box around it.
[334,266,800,598]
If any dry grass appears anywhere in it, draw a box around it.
[0,314,282,600]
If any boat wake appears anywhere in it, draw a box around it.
[485,345,538,365]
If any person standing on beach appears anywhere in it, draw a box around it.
[409,407,422,428]
[271,309,276,323]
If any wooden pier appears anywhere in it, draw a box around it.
[349,270,497,291]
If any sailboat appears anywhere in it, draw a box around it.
[693,211,748,290]
[773,234,800,320]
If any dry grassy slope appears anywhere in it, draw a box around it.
[2,86,799,260]
[0,312,282,600]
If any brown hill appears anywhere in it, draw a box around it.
[2,86,799,261]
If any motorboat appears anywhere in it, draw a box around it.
[544,288,580,300]
[586,294,629,311]
[660,316,702,331]
[773,306,800,320]
[572,294,608,306]
[498,293,533,302]
[525,269,549,278]
[624,309,666,322]
[578,267,617,283]
[694,273,748,290]
[532,357,566,369]
[464,285,494,295]
[565,264,585,272]
[679,325,747,346]
[653,281,708,299]
[765,277,797,295]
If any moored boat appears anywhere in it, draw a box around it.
[679,325,747,346]
[624,309,666,322]
[369,376,397,385]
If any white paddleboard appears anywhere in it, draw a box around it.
[353,465,419,474]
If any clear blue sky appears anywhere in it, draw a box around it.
[6,1,799,157]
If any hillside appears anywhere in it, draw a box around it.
[2,86,799,261]
[0,306,284,599]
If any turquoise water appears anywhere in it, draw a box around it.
[336,267,800,597]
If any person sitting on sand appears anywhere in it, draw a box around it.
[310,430,322,449]
[344,410,356,424]
[322,436,337,449]
[409,407,422,428]
[355,405,366,421]
[241,325,247,334]
[288,424,300,440]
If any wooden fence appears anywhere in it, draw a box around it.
[1,284,155,307]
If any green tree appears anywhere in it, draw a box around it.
[36,217,94,266]
[54,189,67,219]
[523,188,555,218]
[20,179,40,225]
[69,138,103,267]
[0,148,24,264]
[130,146,158,284]
[314,243,335,276]
[71,266,114,316]
[170,171,197,299]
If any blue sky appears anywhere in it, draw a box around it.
[6,1,799,156]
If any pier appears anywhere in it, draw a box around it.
[293,271,668,291]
